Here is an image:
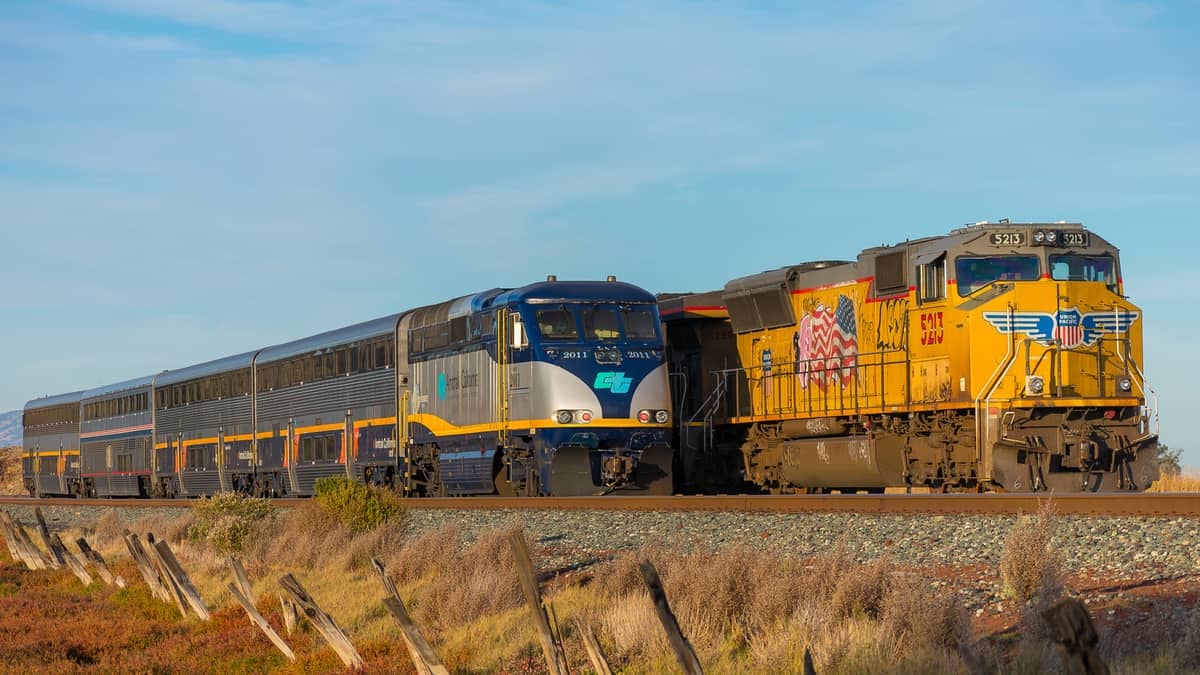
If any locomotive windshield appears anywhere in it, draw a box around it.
[1050,254,1116,286]
[533,304,660,342]
[956,255,1040,296]
[582,307,620,340]
[535,308,579,341]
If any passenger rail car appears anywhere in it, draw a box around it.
[79,377,156,497]
[154,352,257,498]
[22,277,674,498]
[662,222,1158,493]
[22,391,84,497]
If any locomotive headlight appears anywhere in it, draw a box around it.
[654,410,670,424]
[1045,230,1058,244]
[554,409,574,424]
[1117,376,1133,392]
[1033,230,1046,244]
[1025,375,1045,395]
[637,409,651,423]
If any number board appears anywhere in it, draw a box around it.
[990,232,1025,246]
[1060,231,1089,247]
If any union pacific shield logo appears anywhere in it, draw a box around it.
[982,307,1138,348]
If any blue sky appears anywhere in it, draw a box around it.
[2,1,1197,468]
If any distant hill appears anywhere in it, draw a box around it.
[0,410,21,446]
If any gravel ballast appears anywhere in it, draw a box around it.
[6,502,1198,578]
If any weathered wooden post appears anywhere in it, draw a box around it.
[578,622,614,675]
[51,533,92,586]
[15,523,52,570]
[639,560,703,675]
[278,573,364,669]
[279,594,299,636]
[152,538,211,620]
[123,531,176,607]
[227,581,296,661]
[373,558,448,675]
[1042,598,1109,675]
[508,530,567,675]
[77,538,124,587]
[34,508,66,566]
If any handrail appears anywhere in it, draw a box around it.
[704,345,907,421]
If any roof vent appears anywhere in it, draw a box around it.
[547,275,557,282]
[606,275,617,282]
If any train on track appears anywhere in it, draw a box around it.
[662,221,1159,493]
[23,278,674,499]
[22,221,1159,498]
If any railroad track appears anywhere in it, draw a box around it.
[1,493,1197,517]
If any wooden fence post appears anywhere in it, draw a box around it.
[152,538,211,620]
[0,511,21,562]
[578,623,614,675]
[372,558,448,675]
[0,512,47,570]
[34,508,66,566]
[279,594,299,636]
[278,573,364,669]
[15,523,51,570]
[123,532,178,608]
[77,538,125,587]
[638,560,703,675]
[508,530,567,675]
[228,557,255,625]
[51,533,92,586]
[1042,598,1110,675]
[227,582,296,662]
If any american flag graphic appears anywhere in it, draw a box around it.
[797,295,859,389]
[1054,308,1083,349]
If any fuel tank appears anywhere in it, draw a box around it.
[779,432,907,489]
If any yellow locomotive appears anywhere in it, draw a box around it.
[662,221,1159,493]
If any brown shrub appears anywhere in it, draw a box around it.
[247,501,352,572]
[415,527,526,634]
[89,510,124,551]
[999,502,1062,603]
[1180,608,1200,668]
[380,525,463,585]
[123,511,195,546]
[830,557,893,620]
[878,575,969,655]
[594,544,824,655]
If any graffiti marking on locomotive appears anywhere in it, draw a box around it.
[872,297,908,351]
[795,294,859,390]
[593,372,633,394]
[983,308,1139,349]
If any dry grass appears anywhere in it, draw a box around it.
[1147,470,1200,492]
[999,501,1062,603]
[0,446,23,495]
[5,494,1199,673]
[587,541,974,673]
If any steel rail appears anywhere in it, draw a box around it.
[1,493,1197,517]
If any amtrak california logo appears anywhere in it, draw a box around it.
[982,308,1139,349]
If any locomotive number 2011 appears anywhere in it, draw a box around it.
[920,311,944,345]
